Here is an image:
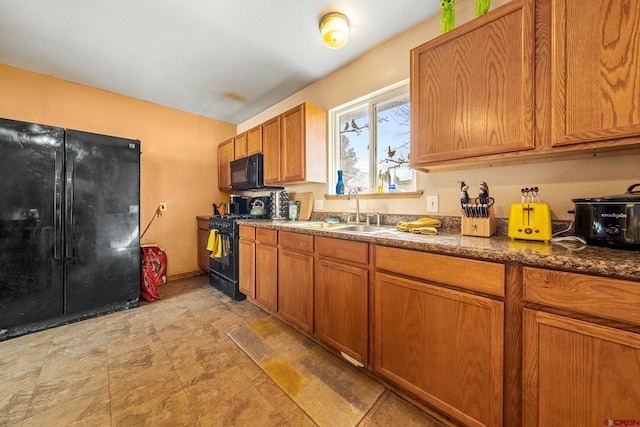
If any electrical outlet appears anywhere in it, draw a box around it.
[426,195,439,213]
[159,202,167,212]
[315,200,324,211]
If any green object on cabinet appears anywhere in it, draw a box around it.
[440,0,455,33]
[475,0,490,16]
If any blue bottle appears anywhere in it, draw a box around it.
[336,170,345,195]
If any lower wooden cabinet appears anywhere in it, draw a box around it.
[255,228,278,311]
[374,271,504,427]
[278,231,314,332]
[196,218,210,273]
[314,237,369,365]
[523,309,640,426]
[522,267,640,426]
[238,226,256,299]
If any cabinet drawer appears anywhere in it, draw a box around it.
[239,225,255,240]
[523,267,640,325]
[256,228,278,245]
[375,246,505,297]
[280,231,313,253]
[316,236,368,265]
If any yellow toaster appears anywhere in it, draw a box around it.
[508,203,552,242]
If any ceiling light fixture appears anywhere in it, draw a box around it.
[319,12,349,49]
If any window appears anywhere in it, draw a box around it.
[329,80,414,193]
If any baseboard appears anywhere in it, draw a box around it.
[167,270,206,282]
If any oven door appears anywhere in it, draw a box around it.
[209,230,236,282]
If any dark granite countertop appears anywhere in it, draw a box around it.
[238,218,640,282]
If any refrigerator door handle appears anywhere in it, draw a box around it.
[54,150,63,260]
[65,156,74,259]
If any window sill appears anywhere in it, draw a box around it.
[324,191,423,200]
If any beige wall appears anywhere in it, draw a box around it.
[237,0,640,221]
[0,64,235,277]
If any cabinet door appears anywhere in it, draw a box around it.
[410,1,534,165]
[234,133,247,159]
[197,220,210,273]
[218,138,234,190]
[281,104,306,183]
[247,125,262,155]
[278,248,314,332]
[523,309,640,426]
[238,238,256,299]
[374,272,504,427]
[262,116,281,184]
[315,258,368,364]
[550,0,640,147]
[255,243,278,311]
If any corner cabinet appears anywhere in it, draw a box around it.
[522,267,640,426]
[374,246,505,427]
[218,138,234,190]
[547,0,640,147]
[264,102,327,185]
[410,0,535,167]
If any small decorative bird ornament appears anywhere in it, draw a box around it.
[387,145,396,158]
[475,0,490,16]
[441,0,455,34]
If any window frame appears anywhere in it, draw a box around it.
[328,79,413,194]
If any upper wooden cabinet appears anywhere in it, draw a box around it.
[262,116,282,184]
[264,102,327,185]
[410,0,535,167]
[218,102,326,186]
[246,125,262,155]
[548,0,640,147]
[410,0,640,169]
[234,132,247,160]
[281,103,327,183]
[218,138,234,190]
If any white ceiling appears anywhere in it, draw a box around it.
[0,1,440,124]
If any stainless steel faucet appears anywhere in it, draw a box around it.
[347,187,360,223]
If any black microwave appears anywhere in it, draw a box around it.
[230,153,282,191]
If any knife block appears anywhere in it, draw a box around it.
[461,207,496,237]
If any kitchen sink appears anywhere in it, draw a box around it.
[300,222,394,233]
[303,222,350,229]
[332,224,395,233]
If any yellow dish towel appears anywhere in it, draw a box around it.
[207,229,224,258]
[396,217,441,234]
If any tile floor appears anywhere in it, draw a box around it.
[1,275,447,427]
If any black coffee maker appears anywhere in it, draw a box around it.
[228,195,250,215]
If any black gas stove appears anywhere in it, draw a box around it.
[207,212,269,301]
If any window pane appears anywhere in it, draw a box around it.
[376,93,410,190]
[338,107,369,189]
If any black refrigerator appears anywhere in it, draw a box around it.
[0,117,140,340]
